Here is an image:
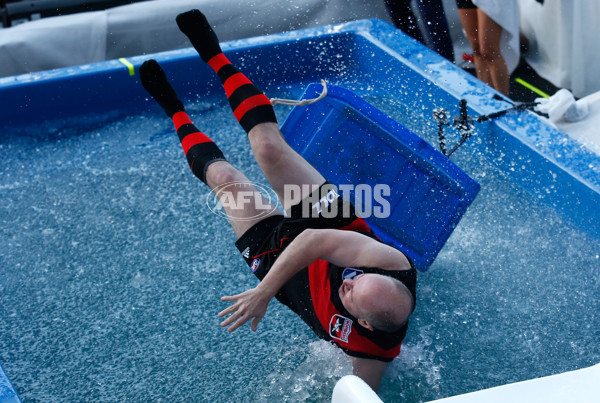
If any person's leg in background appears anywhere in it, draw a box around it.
[457,1,509,95]
[386,0,455,62]
[414,0,455,61]
[384,0,425,44]
[477,9,509,95]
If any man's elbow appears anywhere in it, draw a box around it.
[297,228,328,254]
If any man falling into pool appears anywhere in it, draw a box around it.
[139,10,417,392]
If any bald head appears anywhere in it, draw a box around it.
[339,273,414,333]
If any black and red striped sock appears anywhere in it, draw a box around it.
[139,59,184,118]
[139,59,225,183]
[176,9,277,134]
[172,111,226,183]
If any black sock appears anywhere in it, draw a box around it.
[139,59,226,183]
[176,9,278,134]
[173,111,226,183]
[139,59,184,118]
[176,9,222,63]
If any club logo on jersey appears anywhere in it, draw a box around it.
[311,188,340,214]
[329,314,352,343]
[250,258,261,272]
[342,267,364,281]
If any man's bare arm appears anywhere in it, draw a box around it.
[304,228,411,271]
[218,228,411,332]
[351,356,388,392]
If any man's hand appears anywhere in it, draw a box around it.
[218,286,273,332]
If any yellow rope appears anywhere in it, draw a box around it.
[514,78,550,99]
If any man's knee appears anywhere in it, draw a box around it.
[206,161,244,189]
[250,132,287,167]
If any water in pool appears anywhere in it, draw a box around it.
[1,90,599,402]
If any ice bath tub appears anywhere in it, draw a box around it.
[1,19,599,402]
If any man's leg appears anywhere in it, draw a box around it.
[176,10,326,211]
[139,60,282,237]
